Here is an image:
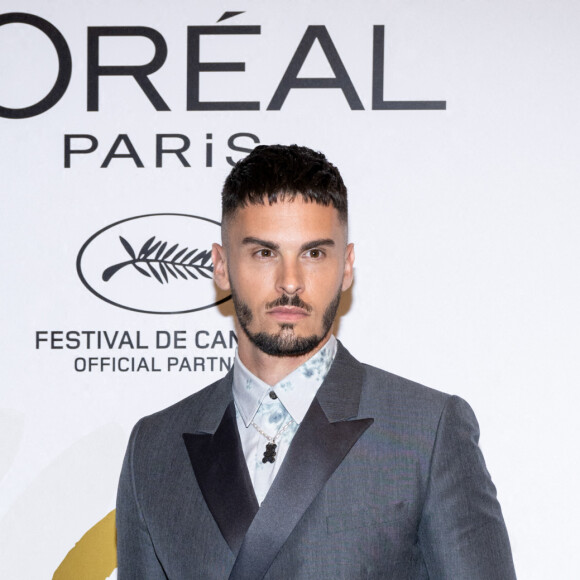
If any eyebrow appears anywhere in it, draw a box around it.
[299,239,335,252]
[241,237,335,253]
[241,237,279,251]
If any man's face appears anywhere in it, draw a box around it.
[212,197,354,358]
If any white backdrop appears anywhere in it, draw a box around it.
[1,1,579,578]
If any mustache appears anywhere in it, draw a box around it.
[266,294,312,313]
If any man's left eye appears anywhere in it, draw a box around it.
[307,249,322,258]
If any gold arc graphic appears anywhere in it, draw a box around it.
[53,509,117,580]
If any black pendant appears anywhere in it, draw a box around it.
[262,442,277,463]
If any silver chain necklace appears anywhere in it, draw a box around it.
[251,418,295,463]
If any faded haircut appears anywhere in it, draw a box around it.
[221,144,348,224]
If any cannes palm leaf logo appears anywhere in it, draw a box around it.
[102,236,213,284]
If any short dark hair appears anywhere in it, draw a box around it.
[221,144,348,223]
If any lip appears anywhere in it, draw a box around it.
[267,306,310,322]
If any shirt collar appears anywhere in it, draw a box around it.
[233,335,337,428]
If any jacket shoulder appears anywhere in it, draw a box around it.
[362,363,450,404]
[357,361,471,433]
[129,372,232,451]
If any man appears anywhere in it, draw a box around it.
[116,145,516,579]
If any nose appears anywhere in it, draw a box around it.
[276,257,304,295]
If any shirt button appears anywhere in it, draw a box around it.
[269,391,278,399]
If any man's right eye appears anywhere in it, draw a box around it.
[256,249,273,258]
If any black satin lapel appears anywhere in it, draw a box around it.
[228,398,373,580]
[183,402,259,554]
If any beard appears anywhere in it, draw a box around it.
[231,288,342,357]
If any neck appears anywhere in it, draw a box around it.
[236,330,332,386]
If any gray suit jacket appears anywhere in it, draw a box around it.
[116,343,516,579]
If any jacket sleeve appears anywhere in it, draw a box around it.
[417,395,517,579]
[116,420,168,580]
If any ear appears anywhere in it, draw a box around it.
[212,243,230,291]
[341,243,355,291]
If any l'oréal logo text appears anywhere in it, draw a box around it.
[77,214,230,314]
[0,12,446,119]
